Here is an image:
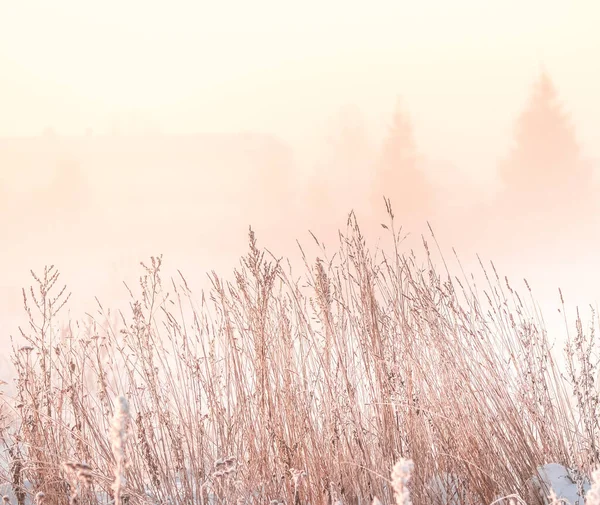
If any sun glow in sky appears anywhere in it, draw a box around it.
[0,1,599,368]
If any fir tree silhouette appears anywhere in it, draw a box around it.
[372,98,430,218]
[499,70,592,204]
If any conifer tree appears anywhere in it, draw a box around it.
[372,99,430,217]
[499,70,592,201]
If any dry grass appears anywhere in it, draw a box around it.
[1,205,599,505]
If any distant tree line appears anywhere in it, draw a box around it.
[316,69,596,228]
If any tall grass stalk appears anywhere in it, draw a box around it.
[1,211,597,505]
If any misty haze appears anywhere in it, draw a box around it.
[1,2,600,505]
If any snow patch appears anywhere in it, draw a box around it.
[528,463,590,505]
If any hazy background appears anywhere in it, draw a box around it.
[1,1,599,375]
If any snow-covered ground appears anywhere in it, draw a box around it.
[427,464,592,505]
[1,463,592,505]
[529,464,591,505]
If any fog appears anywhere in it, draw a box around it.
[1,1,600,378]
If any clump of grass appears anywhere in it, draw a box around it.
[63,462,93,505]
[0,207,598,505]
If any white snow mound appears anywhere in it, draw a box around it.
[528,463,591,505]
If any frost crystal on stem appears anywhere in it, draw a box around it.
[110,396,130,505]
[586,467,600,505]
[391,459,414,505]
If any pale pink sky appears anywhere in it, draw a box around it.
[1,0,598,185]
[0,1,599,363]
